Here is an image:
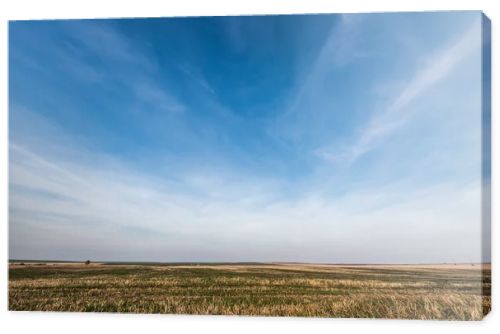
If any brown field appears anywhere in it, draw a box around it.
[8,262,491,320]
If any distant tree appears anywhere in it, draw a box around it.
[85,260,91,265]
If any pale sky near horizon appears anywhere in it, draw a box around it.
[9,11,490,263]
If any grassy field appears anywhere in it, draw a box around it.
[9,262,491,320]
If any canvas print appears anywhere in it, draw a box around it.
[8,11,491,320]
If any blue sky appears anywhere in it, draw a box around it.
[9,12,489,263]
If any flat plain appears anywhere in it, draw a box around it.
[8,262,491,320]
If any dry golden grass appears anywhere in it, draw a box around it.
[8,262,491,320]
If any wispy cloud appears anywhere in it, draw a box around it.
[9,14,486,263]
[178,63,217,96]
[316,21,481,165]
[132,81,186,113]
[63,21,156,71]
[280,14,364,122]
[9,138,482,263]
[25,21,186,115]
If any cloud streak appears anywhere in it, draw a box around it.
[316,21,481,165]
[9,139,482,263]
[9,14,486,263]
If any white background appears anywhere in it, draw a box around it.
[0,0,498,333]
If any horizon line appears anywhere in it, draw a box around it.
[8,259,491,266]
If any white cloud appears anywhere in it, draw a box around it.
[281,14,364,122]
[316,21,481,165]
[9,140,482,263]
[132,81,186,113]
[9,16,486,264]
[21,21,187,115]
